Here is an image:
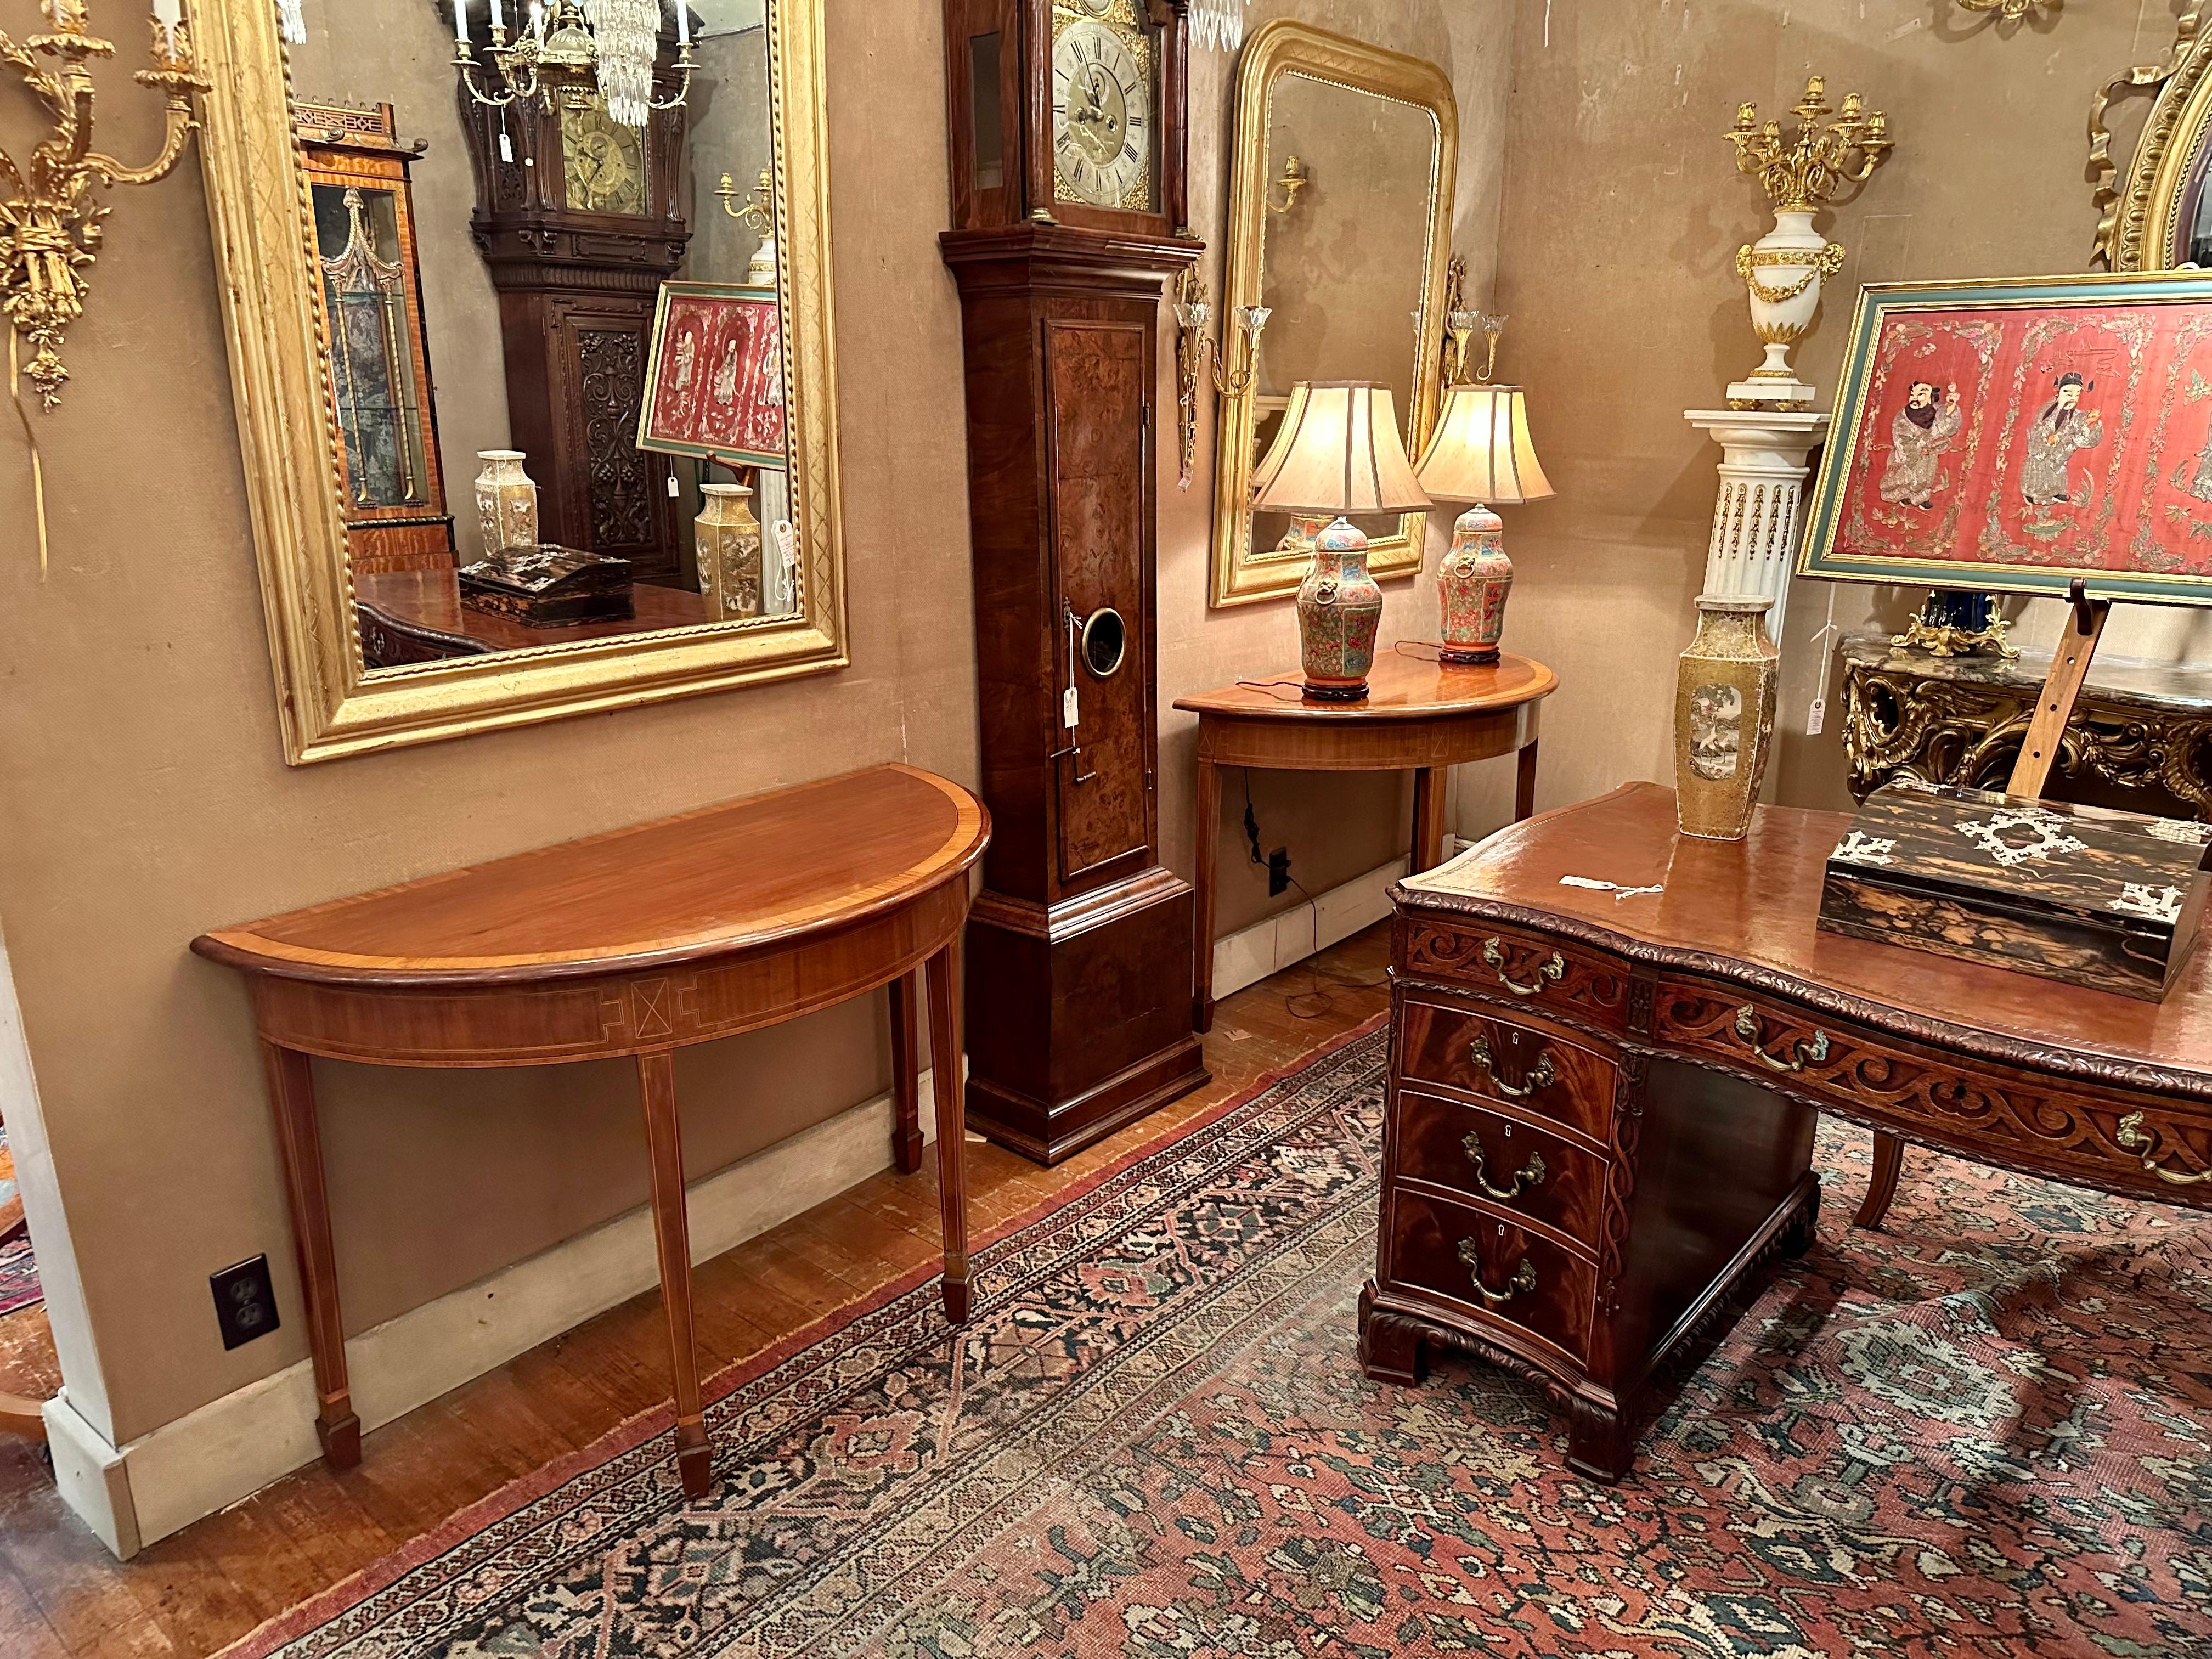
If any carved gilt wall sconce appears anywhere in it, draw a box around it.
[2,0,205,413]
[1172,266,1268,489]
[1436,257,1504,388]
[1265,153,1307,215]
[1957,0,2052,19]
[716,165,776,284]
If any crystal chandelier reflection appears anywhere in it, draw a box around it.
[1189,0,1246,51]
[452,0,693,128]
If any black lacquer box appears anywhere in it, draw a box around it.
[458,544,635,628]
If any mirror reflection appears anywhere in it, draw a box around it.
[1248,74,1437,561]
[287,0,800,672]
[2181,157,2211,268]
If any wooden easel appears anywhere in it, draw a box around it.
[1859,577,2113,1229]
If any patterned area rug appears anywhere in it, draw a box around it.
[227,1024,2212,1658]
[0,1126,40,1318]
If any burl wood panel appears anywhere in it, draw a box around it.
[1395,999,1617,1143]
[1045,320,1152,885]
[1392,1087,1605,1248]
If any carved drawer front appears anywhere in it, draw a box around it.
[1655,980,2212,1202]
[1402,921,1630,1034]
[1398,1000,1617,1142]
[1386,1189,1595,1363]
[1393,1088,1605,1246]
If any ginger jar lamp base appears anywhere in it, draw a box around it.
[1296,516,1385,702]
[1436,501,1510,666]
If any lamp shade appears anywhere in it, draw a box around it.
[1413,383,1555,506]
[1251,381,1431,515]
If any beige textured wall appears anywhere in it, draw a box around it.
[0,0,1509,1451]
[1482,0,2201,828]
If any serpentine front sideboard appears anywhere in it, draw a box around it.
[193,764,989,1500]
[1362,782,2212,1482]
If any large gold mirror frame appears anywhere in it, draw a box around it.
[193,0,845,765]
[2093,1,2212,272]
[1209,24,1455,608]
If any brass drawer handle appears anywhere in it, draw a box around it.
[2116,1111,2212,1186]
[1469,1036,1555,1098]
[1461,1130,1547,1200]
[1733,1005,1830,1073]
[1455,1239,1537,1306]
[1483,937,1565,997]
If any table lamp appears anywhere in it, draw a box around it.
[1412,383,1554,664]
[1252,381,1431,700]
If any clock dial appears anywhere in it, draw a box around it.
[560,101,648,216]
[1052,19,1152,211]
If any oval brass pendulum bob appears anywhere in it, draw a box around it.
[1675,594,1779,840]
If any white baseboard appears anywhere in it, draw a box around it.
[1210,853,1410,1007]
[54,1072,939,1558]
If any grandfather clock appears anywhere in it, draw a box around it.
[941,0,1207,1163]
[460,78,687,582]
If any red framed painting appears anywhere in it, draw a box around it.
[1798,271,2212,605]
[636,281,789,470]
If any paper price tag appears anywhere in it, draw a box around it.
[1805,696,1826,737]
[1062,686,1079,729]
[499,131,515,163]
[665,476,679,498]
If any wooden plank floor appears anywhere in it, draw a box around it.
[0,924,1392,1659]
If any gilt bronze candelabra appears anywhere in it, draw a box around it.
[1,1,205,409]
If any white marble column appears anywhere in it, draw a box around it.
[1683,408,1832,643]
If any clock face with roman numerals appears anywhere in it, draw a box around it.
[1051,15,1153,211]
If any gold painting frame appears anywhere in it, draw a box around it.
[2091,1,2211,273]
[1207,22,1457,608]
[191,0,847,765]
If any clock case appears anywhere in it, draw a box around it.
[458,67,690,584]
[940,0,1206,1164]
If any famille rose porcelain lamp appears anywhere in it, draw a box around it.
[1413,383,1554,664]
[1251,381,1431,701]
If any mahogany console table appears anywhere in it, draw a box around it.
[1174,650,1555,1032]
[1364,782,2212,1481]
[193,765,989,1499]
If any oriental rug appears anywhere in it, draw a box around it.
[0,1125,40,1318]
[227,1024,2212,1659]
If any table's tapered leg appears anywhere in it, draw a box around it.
[261,1042,359,1467]
[924,939,972,1324]
[1857,1132,1906,1231]
[1411,766,1448,874]
[1516,738,1541,822]
[889,969,923,1174]
[1193,754,1221,1034]
[637,1049,710,1499]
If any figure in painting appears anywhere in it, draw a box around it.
[2186,423,2212,504]
[672,328,697,399]
[712,338,741,409]
[2020,371,2103,507]
[1878,380,1961,510]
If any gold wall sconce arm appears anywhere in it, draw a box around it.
[1,4,206,413]
[1436,256,1505,387]
[1172,267,1269,490]
[1957,0,2051,18]
[1264,152,1307,215]
[716,166,773,230]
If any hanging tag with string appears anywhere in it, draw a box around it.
[10,330,49,579]
[1805,584,1841,736]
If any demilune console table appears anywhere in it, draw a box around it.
[193,764,989,1499]
[1363,782,2212,1481]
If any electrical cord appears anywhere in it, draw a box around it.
[1239,768,1390,1021]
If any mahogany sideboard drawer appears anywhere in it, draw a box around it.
[1386,1188,1595,1363]
[1397,1000,1617,1142]
[1401,919,1632,1035]
[1392,1087,1605,1245]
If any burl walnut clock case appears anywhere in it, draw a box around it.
[940,0,1206,1163]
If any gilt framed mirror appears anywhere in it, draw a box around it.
[193,0,844,764]
[2094,2,2212,273]
[1208,22,1455,608]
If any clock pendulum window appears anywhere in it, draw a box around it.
[939,0,1207,1164]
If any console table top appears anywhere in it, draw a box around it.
[1840,629,2212,714]
[1173,650,1555,721]
[192,764,990,986]
[1398,780,2212,1092]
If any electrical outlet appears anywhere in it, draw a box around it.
[1267,847,1291,897]
[210,1255,279,1351]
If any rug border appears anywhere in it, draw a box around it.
[212,1012,1390,1659]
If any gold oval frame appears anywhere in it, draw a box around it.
[191,0,847,764]
[1206,21,1457,609]
[2092,1,2212,272]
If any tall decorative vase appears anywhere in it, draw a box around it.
[1726,208,1842,411]
[1296,517,1385,701]
[1436,504,1510,664]
[1674,595,1779,840]
[695,482,763,620]
[473,450,539,553]
[1272,512,1330,557]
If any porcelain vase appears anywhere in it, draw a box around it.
[1272,512,1330,558]
[1296,517,1385,701]
[473,450,539,554]
[696,482,763,620]
[1437,503,1510,664]
[1674,594,1779,840]
[1728,207,1839,411]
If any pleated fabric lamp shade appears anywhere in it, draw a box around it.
[1251,381,1431,702]
[1410,382,1556,667]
